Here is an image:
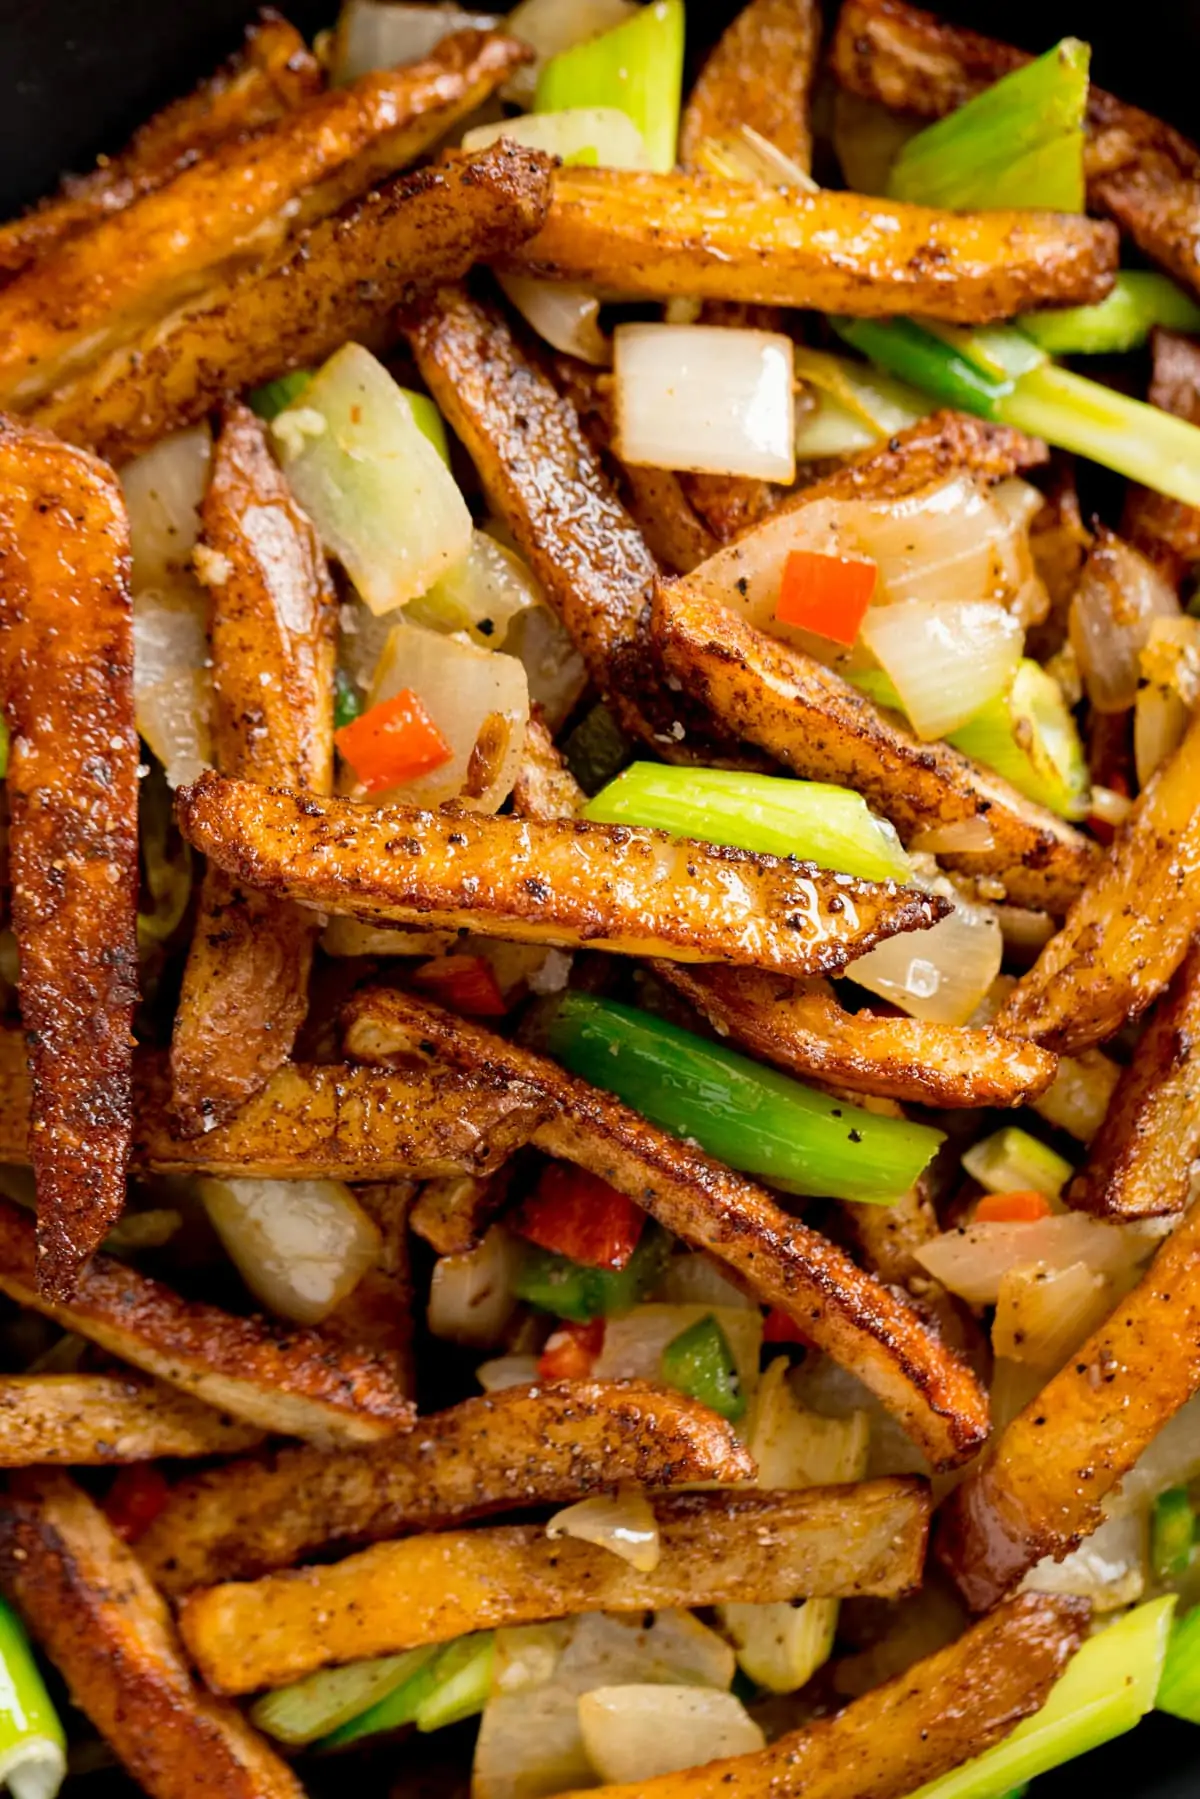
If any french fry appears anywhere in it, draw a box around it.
[1123,329,1200,582]
[0,31,530,408]
[179,1482,930,1692]
[36,144,555,465]
[997,710,1200,1052]
[832,0,1200,303]
[342,987,991,1471]
[680,0,820,173]
[506,168,1117,323]
[171,402,337,1132]
[410,1170,511,1255]
[1067,942,1200,1218]
[938,1187,1200,1609]
[176,771,950,981]
[555,1594,1087,1799]
[0,1373,263,1465]
[0,1471,303,1799]
[138,1379,756,1592]
[0,416,139,1298]
[0,1198,414,1446]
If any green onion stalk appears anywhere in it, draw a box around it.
[253,1634,495,1750]
[0,1599,66,1799]
[535,0,685,173]
[1021,272,1200,356]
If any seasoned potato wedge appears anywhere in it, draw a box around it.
[0,1198,414,1446]
[171,402,336,1132]
[938,1190,1200,1609]
[1123,329,1200,582]
[343,987,991,1470]
[555,1594,1086,1799]
[1068,942,1200,1218]
[680,0,820,172]
[139,1380,755,1592]
[37,144,555,465]
[0,1373,263,1465]
[0,416,139,1298]
[507,169,1117,322]
[179,1482,930,1692]
[0,1471,303,1799]
[997,711,1200,1052]
[176,771,950,980]
[653,578,1095,914]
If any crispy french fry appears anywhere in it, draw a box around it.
[0,32,530,408]
[0,13,321,283]
[555,1594,1087,1799]
[938,1188,1200,1609]
[410,1169,510,1255]
[785,404,1047,499]
[0,1197,414,1446]
[506,168,1117,323]
[0,416,139,1299]
[1123,329,1200,582]
[997,711,1200,1052]
[0,1373,263,1465]
[0,1471,303,1799]
[176,771,950,980]
[179,1482,929,1692]
[138,1379,755,1592]
[1067,941,1200,1217]
[36,144,555,464]
[653,576,1095,914]
[316,1182,416,1382]
[832,0,1200,303]
[171,402,337,1132]
[342,987,991,1470]
[680,0,820,172]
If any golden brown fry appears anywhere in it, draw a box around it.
[661,967,1057,1110]
[177,770,949,980]
[0,13,321,283]
[180,1482,930,1692]
[343,988,991,1470]
[410,1170,510,1255]
[171,402,336,1132]
[37,144,554,465]
[139,1380,755,1592]
[680,0,820,172]
[317,1181,416,1382]
[507,168,1117,323]
[0,1373,263,1465]
[0,1197,413,1446]
[1067,941,1200,1218]
[0,32,530,408]
[653,576,1095,913]
[0,1471,303,1799]
[997,710,1200,1053]
[938,1189,1200,1609]
[556,1594,1087,1799]
[0,416,139,1299]
[1123,329,1200,582]
[832,0,1200,302]
[787,404,1046,498]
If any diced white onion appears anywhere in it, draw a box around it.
[501,603,589,730]
[991,1260,1116,1369]
[915,1215,1162,1307]
[847,887,1002,1026]
[1088,783,1133,828]
[748,1355,869,1489]
[547,1487,660,1572]
[197,1178,381,1326]
[859,599,1024,741]
[613,324,796,482]
[332,0,499,84]
[272,343,471,616]
[463,107,648,168]
[1134,679,1190,786]
[1106,1392,1200,1518]
[321,918,456,957]
[909,817,997,854]
[657,1253,756,1311]
[717,1600,838,1696]
[497,272,610,366]
[500,0,637,105]
[997,905,1057,963]
[1134,616,1200,784]
[1022,1510,1146,1613]
[1070,534,1179,713]
[476,1354,541,1392]
[595,1304,763,1417]
[1031,1048,1122,1144]
[427,1225,521,1346]
[132,586,213,789]
[120,425,212,594]
[789,1353,930,1479]
[413,530,543,647]
[578,1686,764,1784]
[692,125,818,193]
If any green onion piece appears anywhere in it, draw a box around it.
[513,1225,669,1323]
[0,1598,67,1799]
[546,993,944,1205]
[247,369,312,421]
[333,667,363,734]
[961,1126,1073,1201]
[253,1647,438,1746]
[584,764,913,882]
[1021,272,1200,355]
[563,702,630,795]
[415,1634,495,1732]
[887,39,1088,211]
[320,1645,448,1748]
[833,318,1012,418]
[1159,1604,1200,1721]
[1153,1488,1196,1583]
[911,1596,1175,1799]
[661,1312,745,1420]
[534,0,685,174]
[948,660,1090,821]
[402,389,452,466]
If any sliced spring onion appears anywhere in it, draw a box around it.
[513,1226,669,1324]
[416,1634,496,1732]
[1159,1604,1200,1722]
[197,1178,381,1326]
[692,124,817,193]
[793,346,925,461]
[887,39,1089,212]
[502,0,637,107]
[545,993,944,1205]
[1152,1488,1196,1583]
[583,763,911,882]
[948,660,1089,821]
[660,1313,745,1421]
[859,598,1024,742]
[271,343,470,615]
[253,1648,439,1745]
[411,529,542,648]
[534,0,685,174]
[612,323,796,482]
[578,1686,764,1784]
[1021,273,1200,356]
[463,106,648,167]
[962,1128,1073,1201]
[0,1598,66,1799]
[247,369,311,421]
[495,272,610,365]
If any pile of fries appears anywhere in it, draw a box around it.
[0,0,1199,1795]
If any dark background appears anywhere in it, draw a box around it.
[0,0,1197,1793]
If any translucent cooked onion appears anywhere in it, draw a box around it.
[859,599,1024,741]
[321,918,456,958]
[717,1600,838,1696]
[500,0,637,105]
[991,1259,1116,1369]
[1070,533,1180,713]
[197,1178,381,1326]
[594,1303,763,1417]
[411,530,543,648]
[846,886,1002,1026]
[496,273,610,366]
[1134,617,1200,783]
[132,586,213,789]
[657,1253,755,1311]
[332,0,499,84]
[915,1215,1162,1307]
[748,1355,869,1488]
[502,604,590,730]
[475,1354,541,1392]
[793,346,924,462]
[464,107,648,168]
[909,817,998,854]
[578,1686,764,1783]
[613,324,796,482]
[120,425,212,593]
[547,1488,660,1572]
[1134,679,1189,786]
[1107,1393,1200,1517]
[1022,1510,1147,1613]
[1031,1047,1122,1143]
[427,1226,521,1346]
